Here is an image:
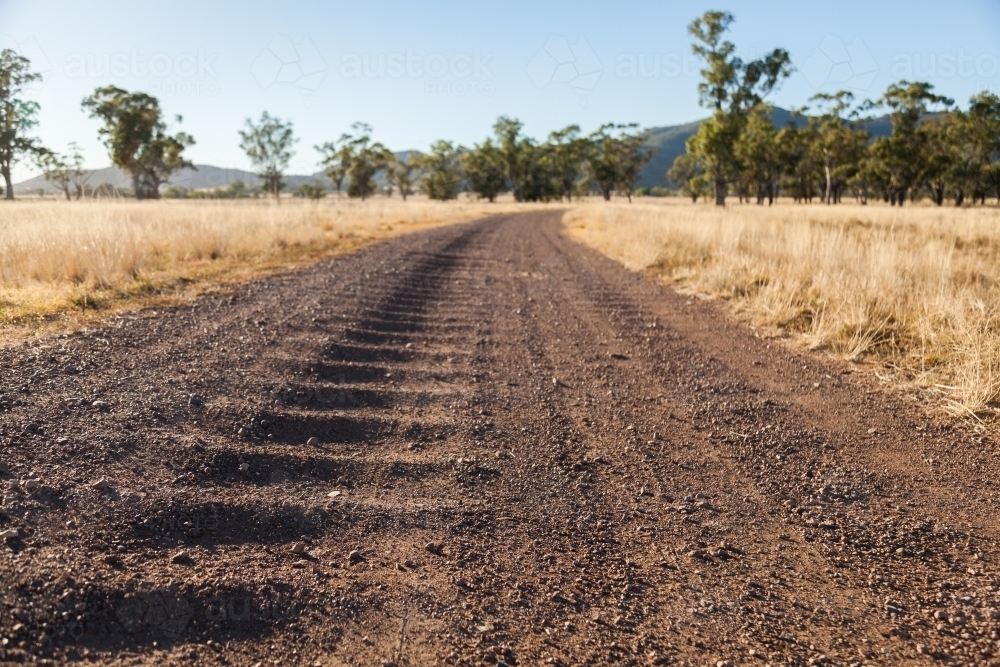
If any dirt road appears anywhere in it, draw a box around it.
[2,210,999,666]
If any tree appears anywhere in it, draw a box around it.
[921,112,959,206]
[82,87,193,200]
[296,183,326,200]
[960,92,1000,205]
[518,140,559,202]
[586,123,651,201]
[805,92,869,204]
[316,134,353,197]
[38,152,71,200]
[238,111,296,200]
[329,123,392,200]
[463,139,507,202]
[871,80,953,205]
[734,105,781,204]
[776,121,820,203]
[387,154,416,201]
[414,141,463,201]
[0,49,44,200]
[686,11,792,205]
[493,116,531,201]
[36,143,90,201]
[667,153,710,202]
[546,125,590,201]
[227,179,247,199]
[65,143,91,200]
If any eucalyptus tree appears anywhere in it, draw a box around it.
[388,154,417,201]
[415,141,464,200]
[546,125,590,201]
[0,48,44,200]
[869,81,952,205]
[83,86,194,200]
[238,111,296,200]
[463,139,506,202]
[806,91,870,204]
[685,10,792,205]
[667,153,710,202]
[586,123,650,201]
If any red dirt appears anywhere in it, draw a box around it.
[1,211,999,666]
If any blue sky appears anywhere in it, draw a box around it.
[3,0,999,181]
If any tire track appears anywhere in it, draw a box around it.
[0,211,997,666]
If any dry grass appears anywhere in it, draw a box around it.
[0,196,537,336]
[566,199,1000,420]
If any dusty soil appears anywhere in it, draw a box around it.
[2,210,1000,667]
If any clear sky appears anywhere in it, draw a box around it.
[3,0,999,181]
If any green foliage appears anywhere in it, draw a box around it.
[162,186,187,199]
[686,10,792,205]
[587,123,651,201]
[0,48,44,199]
[668,153,711,202]
[338,124,392,200]
[296,182,326,200]
[238,111,295,199]
[546,125,590,201]
[463,138,506,202]
[868,81,954,204]
[82,86,194,200]
[415,140,464,200]
[387,156,416,201]
[492,116,526,201]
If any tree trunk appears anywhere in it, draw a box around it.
[714,175,726,206]
[132,172,143,200]
[824,163,832,205]
[2,167,12,200]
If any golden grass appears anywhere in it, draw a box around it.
[566,199,1000,420]
[0,196,540,338]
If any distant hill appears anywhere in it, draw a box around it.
[638,107,893,188]
[15,151,419,194]
[15,164,333,194]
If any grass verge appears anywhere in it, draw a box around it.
[565,199,1000,422]
[0,197,542,343]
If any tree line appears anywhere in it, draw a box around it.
[670,11,1000,206]
[231,113,652,203]
[0,47,652,203]
[1,12,998,205]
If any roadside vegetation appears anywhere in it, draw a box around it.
[0,198,547,333]
[568,200,1000,420]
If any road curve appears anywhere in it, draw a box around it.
[1,210,998,666]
